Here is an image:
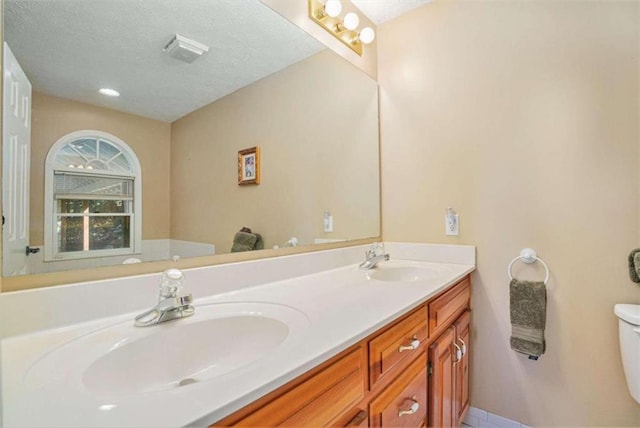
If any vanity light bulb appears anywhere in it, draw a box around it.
[324,0,342,18]
[358,27,375,44]
[343,12,359,30]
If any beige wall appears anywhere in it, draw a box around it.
[262,0,378,80]
[379,1,640,426]
[30,93,171,244]
[171,49,379,252]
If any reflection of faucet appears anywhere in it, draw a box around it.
[134,268,194,327]
[359,243,390,270]
[283,237,298,247]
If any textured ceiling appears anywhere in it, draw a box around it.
[351,0,433,24]
[4,0,324,122]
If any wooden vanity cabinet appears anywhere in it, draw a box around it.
[214,275,471,428]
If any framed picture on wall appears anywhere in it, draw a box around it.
[238,146,260,185]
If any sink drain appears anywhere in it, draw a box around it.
[177,378,198,387]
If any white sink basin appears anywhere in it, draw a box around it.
[24,302,309,397]
[368,266,437,282]
[365,261,457,282]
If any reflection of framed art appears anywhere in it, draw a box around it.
[238,146,260,185]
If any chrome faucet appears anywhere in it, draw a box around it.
[134,268,195,327]
[359,243,390,270]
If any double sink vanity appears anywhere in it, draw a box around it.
[1,243,475,427]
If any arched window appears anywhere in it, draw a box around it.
[44,131,142,261]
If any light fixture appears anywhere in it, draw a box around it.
[308,0,375,56]
[163,33,209,63]
[98,88,120,97]
[324,0,342,17]
[358,27,375,44]
[343,12,360,31]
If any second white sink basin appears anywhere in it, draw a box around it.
[24,302,309,397]
[368,266,438,282]
[365,261,459,282]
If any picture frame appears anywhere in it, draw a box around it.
[238,146,260,185]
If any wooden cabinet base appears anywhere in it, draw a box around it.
[213,275,471,428]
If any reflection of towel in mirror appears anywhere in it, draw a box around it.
[231,231,258,252]
[510,279,546,359]
[253,233,264,250]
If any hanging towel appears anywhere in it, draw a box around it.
[510,279,546,358]
[628,249,640,283]
[231,231,258,252]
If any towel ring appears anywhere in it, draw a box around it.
[507,248,550,285]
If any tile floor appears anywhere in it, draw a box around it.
[463,407,530,428]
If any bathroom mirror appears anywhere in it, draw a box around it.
[1,0,380,282]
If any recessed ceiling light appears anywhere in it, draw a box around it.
[99,88,120,97]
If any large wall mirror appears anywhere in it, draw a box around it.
[1,0,380,285]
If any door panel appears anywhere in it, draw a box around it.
[455,310,471,425]
[3,42,32,276]
[428,327,455,427]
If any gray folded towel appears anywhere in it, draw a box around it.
[231,231,258,252]
[253,233,264,250]
[628,249,640,283]
[510,279,546,358]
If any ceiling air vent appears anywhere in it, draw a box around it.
[163,34,209,63]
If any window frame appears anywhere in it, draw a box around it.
[44,130,142,261]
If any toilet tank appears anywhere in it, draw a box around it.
[614,304,640,404]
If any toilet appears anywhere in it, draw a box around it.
[614,304,640,404]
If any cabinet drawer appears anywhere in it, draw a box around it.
[428,278,470,338]
[369,305,427,388]
[369,353,428,428]
[226,347,365,427]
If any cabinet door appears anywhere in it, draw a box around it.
[369,353,428,428]
[454,310,471,426]
[428,327,455,428]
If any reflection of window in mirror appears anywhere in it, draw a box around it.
[43,130,142,261]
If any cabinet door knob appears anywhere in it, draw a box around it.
[398,396,420,417]
[453,342,462,364]
[398,336,420,353]
[458,337,467,356]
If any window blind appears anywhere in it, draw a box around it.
[54,171,133,200]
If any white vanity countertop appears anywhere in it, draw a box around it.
[1,244,475,428]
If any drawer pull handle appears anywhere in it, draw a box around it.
[398,337,420,353]
[398,397,420,417]
[458,337,467,356]
[453,342,462,364]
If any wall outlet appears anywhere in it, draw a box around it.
[445,213,459,236]
[323,211,333,232]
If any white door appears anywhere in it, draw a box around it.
[3,42,32,276]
